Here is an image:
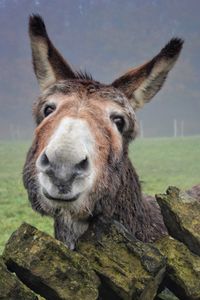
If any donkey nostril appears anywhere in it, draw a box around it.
[75,157,89,172]
[40,152,50,167]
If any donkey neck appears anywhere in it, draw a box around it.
[113,157,165,242]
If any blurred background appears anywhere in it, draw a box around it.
[0,0,200,138]
[0,0,199,254]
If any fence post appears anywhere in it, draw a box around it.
[174,119,177,137]
[181,120,184,137]
[140,120,144,138]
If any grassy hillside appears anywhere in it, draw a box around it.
[0,136,199,253]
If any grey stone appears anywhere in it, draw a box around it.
[78,217,166,300]
[3,223,100,300]
[0,256,38,300]
[156,186,200,256]
[156,236,200,300]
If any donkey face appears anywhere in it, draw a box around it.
[23,15,183,219]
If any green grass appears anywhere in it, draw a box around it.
[131,136,200,195]
[0,136,199,253]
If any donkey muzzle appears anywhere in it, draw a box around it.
[37,150,89,191]
[35,117,94,202]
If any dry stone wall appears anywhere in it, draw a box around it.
[0,186,200,300]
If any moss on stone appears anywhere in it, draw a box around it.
[3,223,99,300]
[156,186,200,256]
[156,236,200,300]
[78,218,166,300]
[0,256,38,300]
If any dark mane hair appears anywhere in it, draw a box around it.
[75,70,94,81]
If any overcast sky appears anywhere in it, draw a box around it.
[0,0,200,138]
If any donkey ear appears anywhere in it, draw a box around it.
[29,15,75,91]
[112,38,183,110]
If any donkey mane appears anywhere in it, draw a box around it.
[24,15,183,250]
[75,70,94,81]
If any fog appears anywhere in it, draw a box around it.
[0,0,200,139]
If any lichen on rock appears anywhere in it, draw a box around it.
[78,217,166,300]
[156,186,200,256]
[0,256,38,300]
[2,222,100,300]
[156,236,200,300]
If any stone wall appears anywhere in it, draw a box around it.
[0,186,200,300]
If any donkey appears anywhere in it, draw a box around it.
[23,15,183,250]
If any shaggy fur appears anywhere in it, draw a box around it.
[23,15,183,248]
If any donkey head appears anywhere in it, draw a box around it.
[23,15,183,220]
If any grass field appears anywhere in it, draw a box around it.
[0,136,199,253]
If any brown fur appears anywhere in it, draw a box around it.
[23,15,183,247]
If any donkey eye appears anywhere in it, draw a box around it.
[112,116,125,133]
[44,105,56,117]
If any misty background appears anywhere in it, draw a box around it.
[0,0,200,139]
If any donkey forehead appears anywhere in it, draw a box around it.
[41,80,131,107]
[34,80,137,126]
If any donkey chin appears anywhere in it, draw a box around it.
[37,171,93,211]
